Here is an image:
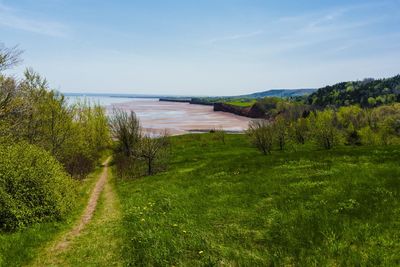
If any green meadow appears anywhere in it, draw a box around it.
[1,134,399,266]
[115,134,400,266]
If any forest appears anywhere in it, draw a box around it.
[306,75,400,108]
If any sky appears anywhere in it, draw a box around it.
[1,0,400,96]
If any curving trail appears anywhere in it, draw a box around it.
[54,157,111,251]
[30,157,123,266]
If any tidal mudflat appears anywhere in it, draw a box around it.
[109,98,251,135]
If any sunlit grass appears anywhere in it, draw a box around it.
[226,100,256,107]
[116,134,400,266]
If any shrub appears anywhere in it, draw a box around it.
[247,120,274,155]
[359,126,379,145]
[0,142,76,231]
[64,151,95,179]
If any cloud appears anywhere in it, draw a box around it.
[0,2,70,37]
[206,30,264,45]
[200,1,400,64]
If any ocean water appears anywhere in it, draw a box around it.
[65,95,155,106]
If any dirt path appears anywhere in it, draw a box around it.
[54,157,111,251]
[30,157,122,266]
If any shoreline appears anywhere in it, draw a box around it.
[109,99,251,135]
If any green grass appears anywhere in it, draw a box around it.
[226,100,256,107]
[116,134,400,266]
[0,162,105,267]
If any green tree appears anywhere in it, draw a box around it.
[311,110,340,149]
[291,117,309,145]
[273,116,287,150]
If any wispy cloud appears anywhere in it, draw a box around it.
[0,2,70,38]
[204,1,399,60]
[206,30,264,45]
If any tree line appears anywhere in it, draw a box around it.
[247,103,400,154]
[306,75,400,108]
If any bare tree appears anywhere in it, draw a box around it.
[0,76,18,119]
[109,108,142,158]
[0,44,23,72]
[247,120,274,155]
[139,132,170,176]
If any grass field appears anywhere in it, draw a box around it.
[1,135,399,266]
[116,134,400,266]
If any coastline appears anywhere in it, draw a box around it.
[109,98,251,136]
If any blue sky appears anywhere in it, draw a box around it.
[1,0,400,95]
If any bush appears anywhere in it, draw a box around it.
[0,142,77,231]
[247,120,274,155]
[64,151,95,179]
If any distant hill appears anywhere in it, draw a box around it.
[240,88,317,98]
[307,75,400,108]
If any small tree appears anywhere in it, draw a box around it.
[109,108,141,158]
[139,132,170,176]
[311,110,340,149]
[247,120,274,155]
[291,117,309,144]
[273,116,287,150]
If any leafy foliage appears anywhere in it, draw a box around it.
[307,75,400,108]
[0,142,76,231]
[0,68,111,178]
[247,120,274,154]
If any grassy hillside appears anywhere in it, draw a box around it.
[116,134,400,266]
